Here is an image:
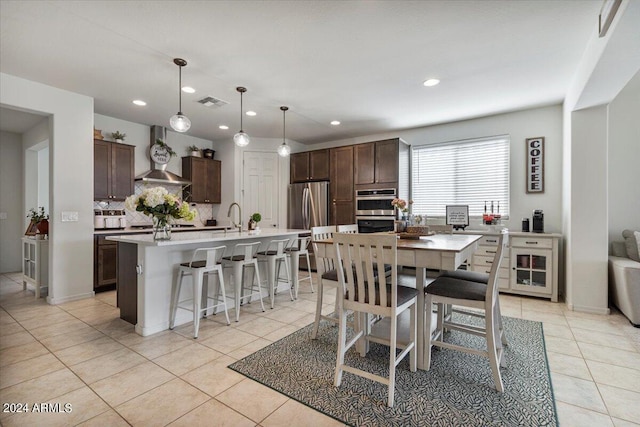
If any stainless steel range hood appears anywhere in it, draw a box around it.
[135,125,191,185]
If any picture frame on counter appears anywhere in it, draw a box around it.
[526,137,545,194]
[24,220,38,236]
[446,205,469,230]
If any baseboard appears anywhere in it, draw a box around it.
[47,291,95,305]
[135,311,193,337]
[565,303,610,315]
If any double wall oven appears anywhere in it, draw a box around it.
[355,188,396,233]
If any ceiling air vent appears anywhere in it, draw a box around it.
[196,96,228,108]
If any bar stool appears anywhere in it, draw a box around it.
[169,246,229,339]
[221,242,265,321]
[257,238,293,309]
[285,236,314,299]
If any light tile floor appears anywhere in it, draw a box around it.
[1,271,639,426]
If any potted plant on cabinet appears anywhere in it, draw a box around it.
[187,145,201,157]
[111,131,126,143]
[248,212,261,231]
[27,207,49,236]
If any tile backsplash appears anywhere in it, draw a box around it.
[93,182,215,226]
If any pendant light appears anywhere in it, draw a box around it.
[169,58,191,133]
[277,106,291,157]
[233,86,250,147]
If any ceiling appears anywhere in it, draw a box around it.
[0,1,603,144]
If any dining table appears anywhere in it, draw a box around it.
[313,232,482,369]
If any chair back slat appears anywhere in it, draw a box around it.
[191,246,226,267]
[337,224,358,234]
[334,233,397,308]
[311,225,337,274]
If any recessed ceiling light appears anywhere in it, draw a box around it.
[246,111,257,116]
[219,125,229,130]
[423,79,440,87]
[181,86,196,93]
[132,100,147,106]
[331,120,340,126]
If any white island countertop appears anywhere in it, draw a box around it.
[108,227,307,336]
[106,228,304,246]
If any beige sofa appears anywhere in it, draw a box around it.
[609,230,640,327]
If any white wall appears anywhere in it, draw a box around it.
[561,1,640,314]
[608,70,640,243]
[310,105,564,233]
[0,131,24,273]
[1,72,94,304]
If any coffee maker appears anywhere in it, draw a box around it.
[532,210,544,233]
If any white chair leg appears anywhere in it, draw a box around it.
[486,303,504,392]
[496,298,508,346]
[305,252,315,293]
[169,270,183,330]
[193,270,204,339]
[409,303,417,372]
[311,279,324,340]
[266,257,276,309]
[283,257,294,301]
[252,261,266,312]
[388,312,397,407]
[216,269,231,325]
[424,294,434,370]
[334,308,348,387]
[233,262,243,322]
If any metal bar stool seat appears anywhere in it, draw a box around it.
[257,238,293,309]
[221,241,265,321]
[169,246,229,338]
[285,236,314,299]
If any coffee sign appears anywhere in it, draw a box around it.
[526,137,545,193]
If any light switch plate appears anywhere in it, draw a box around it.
[61,211,79,222]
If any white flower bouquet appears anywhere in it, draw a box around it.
[125,187,196,228]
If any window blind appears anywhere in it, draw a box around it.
[411,135,510,218]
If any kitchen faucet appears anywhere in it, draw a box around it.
[227,202,242,232]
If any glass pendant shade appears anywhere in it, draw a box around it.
[234,87,250,147]
[170,113,191,133]
[277,142,291,157]
[169,58,190,133]
[277,105,290,157]
[234,131,250,147]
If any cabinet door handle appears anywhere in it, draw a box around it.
[486,250,496,254]
[525,241,538,244]
[485,260,492,264]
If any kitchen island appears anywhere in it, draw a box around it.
[107,228,304,336]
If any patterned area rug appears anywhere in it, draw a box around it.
[229,314,557,426]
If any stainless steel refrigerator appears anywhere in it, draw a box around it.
[288,181,329,270]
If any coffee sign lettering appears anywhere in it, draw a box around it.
[526,137,545,193]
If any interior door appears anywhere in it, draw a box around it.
[243,151,279,229]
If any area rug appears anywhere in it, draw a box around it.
[229,314,557,426]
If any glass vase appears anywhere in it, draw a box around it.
[152,216,171,241]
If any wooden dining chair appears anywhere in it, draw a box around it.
[424,229,509,392]
[333,233,417,407]
[337,224,358,233]
[311,225,339,339]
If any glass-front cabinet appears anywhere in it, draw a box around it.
[511,248,553,295]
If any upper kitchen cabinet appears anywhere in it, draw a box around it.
[94,139,135,201]
[354,138,403,188]
[182,156,221,204]
[290,149,330,183]
[329,146,355,225]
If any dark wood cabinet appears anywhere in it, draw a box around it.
[354,139,400,187]
[94,139,134,201]
[94,235,117,292]
[330,146,355,225]
[182,157,221,204]
[117,242,138,324]
[290,149,329,182]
